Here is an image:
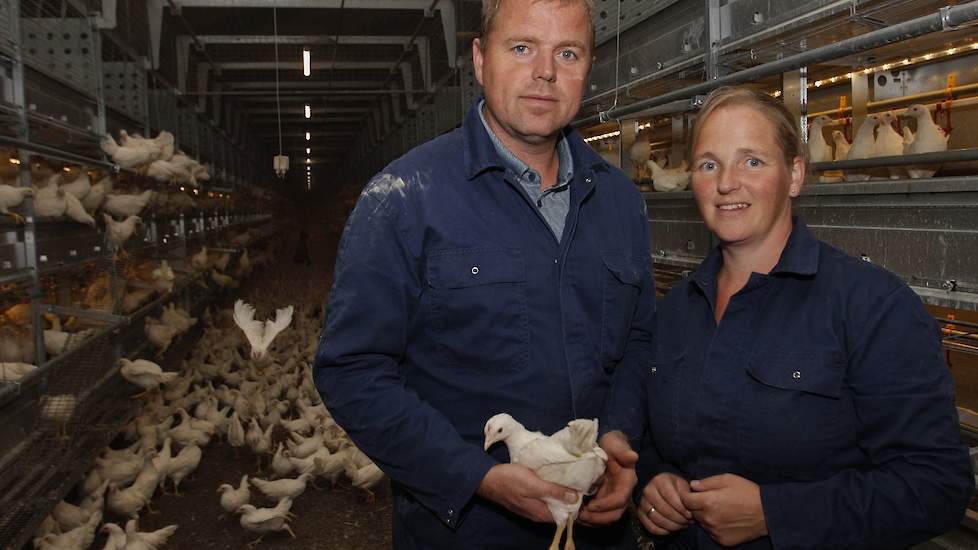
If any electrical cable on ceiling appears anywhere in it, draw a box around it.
[273,1,283,157]
[599,0,623,124]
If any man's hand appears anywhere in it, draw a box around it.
[477,463,578,523]
[579,431,638,525]
[680,474,768,547]
[637,472,694,536]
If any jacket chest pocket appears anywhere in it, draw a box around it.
[648,348,685,465]
[737,350,852,476]
[426,248,528,371]
[600,252,646,363]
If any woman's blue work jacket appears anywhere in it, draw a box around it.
[629,217,973,550]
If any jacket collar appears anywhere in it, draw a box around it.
[690,215,820,293]
[462,97,609,181]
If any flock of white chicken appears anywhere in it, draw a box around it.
[592,101,954,191]
[27,229,386,550]
[808,103,951,182]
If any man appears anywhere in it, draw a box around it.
[314,1,652,548]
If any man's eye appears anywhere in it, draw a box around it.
[559,50,578,60]
[747,158,763,167]
[513,45,529,55]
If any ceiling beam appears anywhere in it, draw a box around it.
[177,0,436,8]
[218,61,395,70]
[192,34,414,45]
[224,80,403,90]
[242,107,370,115]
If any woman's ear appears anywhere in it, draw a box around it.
[788,156,806,198]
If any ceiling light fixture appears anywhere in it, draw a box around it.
[305,131,311,141]
[302,47,311,77]
[306,147,311,154]
[304,104,311,119]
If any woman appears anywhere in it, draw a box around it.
[636,87,973,549]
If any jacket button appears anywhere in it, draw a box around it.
[792,371,801,379]
[447,509,454,516]
[471,266,479,275]
[585,177,592,184]
[650,367,657,374]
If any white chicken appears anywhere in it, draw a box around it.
[808,115,834,163]
[832,130,851,162]
[340,455,385,501]
[33,510,101,550]
[119,358,178,392]
[99,523,127,550]
[628,135,651,180]
[103,214,141,251]
[0,361,36,381]
[251,473,313,501]
[873,112,906,180]
[151,261,175,293]
[82,177,112,214]
[483,414,607,550]
[61,171,91,200]
[647,159,690,192]
[40,394,77,436]
[124,518,178,550]
[0,184,32,223]
[218,475,251,515]
[232,300,294,359]
[902,103,951,179]
[144,317,179,356]
[237,497,296,545]
[164,443,202,495]
[107,482,151,517]
[844,114,879,182]
[104,189,154,218]
[33,179,68,218]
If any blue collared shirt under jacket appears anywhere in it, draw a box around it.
[618,217,973,550]
[314,98,655,550]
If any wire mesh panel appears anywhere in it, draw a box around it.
[148,89,178,137]
[0,0,16,55]
[20,6,98,98]
[591,0,680,47]
[434,85,461,135]
[103,61,147,125]
[459,61,481,112]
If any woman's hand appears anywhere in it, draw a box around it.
[681,474,768,547]
[637,472,695,536]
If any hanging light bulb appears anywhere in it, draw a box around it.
[304,104,311,118]
[302,47,311,77]
[306,158,311,164]
[306,147,311,154]
[305,131,311,141]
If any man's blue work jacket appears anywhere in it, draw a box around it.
[625,218,974,550]
[314,99,654,550]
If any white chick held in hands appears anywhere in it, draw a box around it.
[232,300,294,359]
[483,413,607,550]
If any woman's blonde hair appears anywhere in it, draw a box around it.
[687,86,806,165]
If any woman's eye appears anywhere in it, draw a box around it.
[699,161,716,171]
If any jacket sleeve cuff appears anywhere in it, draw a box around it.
[416,447,498,530]
[759,484,788,550]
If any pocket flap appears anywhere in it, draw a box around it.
[426,248,525,289]
[602,252,645,287]
[747,351,844,398]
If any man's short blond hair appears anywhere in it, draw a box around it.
[480,0,596,51]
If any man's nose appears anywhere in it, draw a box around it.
[533,54,556,82]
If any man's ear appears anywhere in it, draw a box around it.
[473,38,485,87]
